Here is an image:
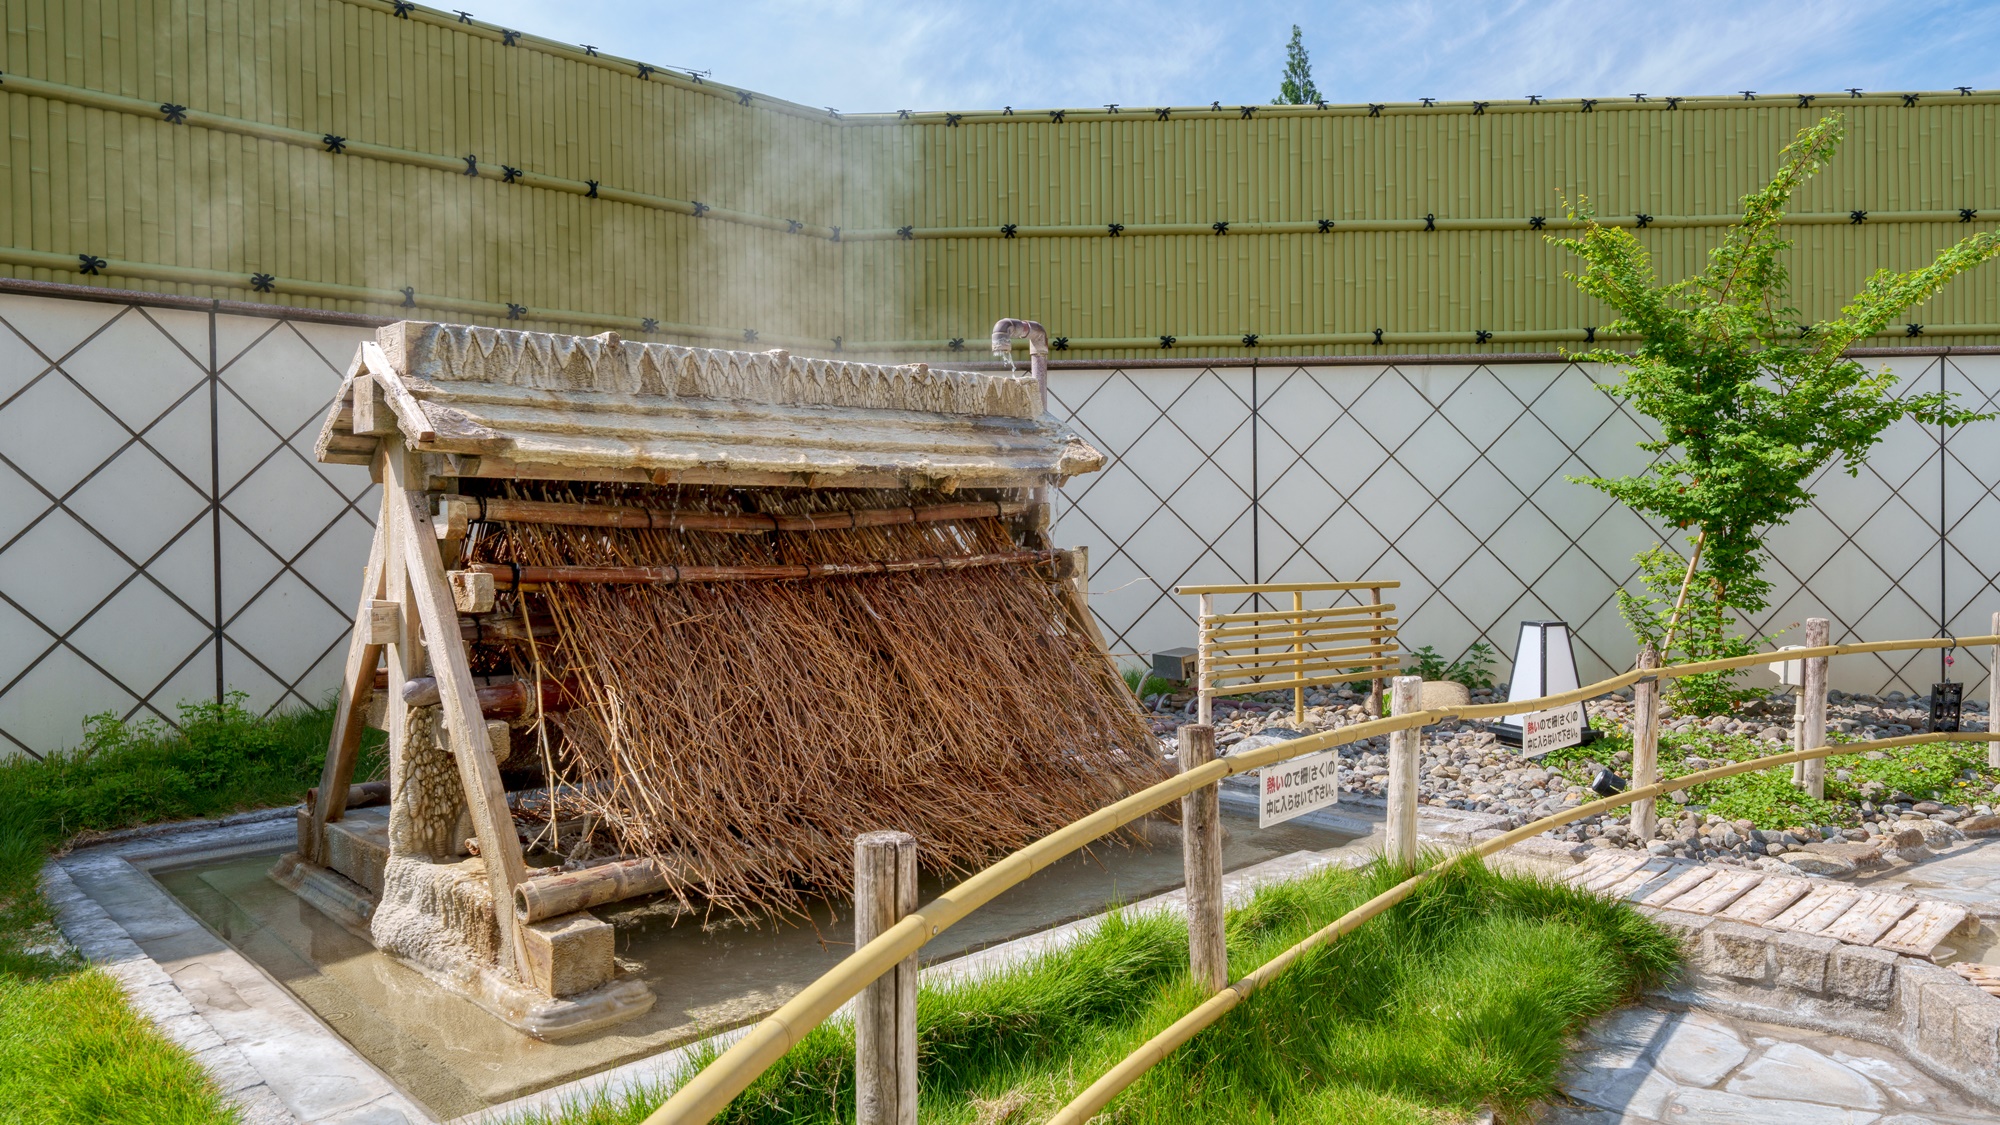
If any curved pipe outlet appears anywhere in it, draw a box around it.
[990,318,1050,412]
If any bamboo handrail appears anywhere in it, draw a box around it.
[1207,667,1399,697]
[640,632,2000,1125]
[1207,603,1399,626]
[1177,580,1402,595]
[1046,727,2000,1123]
[1207,641,1397,670]
[447,495,1031,534]
[1205,625,1395,650]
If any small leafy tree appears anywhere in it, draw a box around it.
[1273,26,1320,106]
[1555,113,2000,713]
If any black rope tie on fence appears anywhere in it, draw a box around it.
[1580,98,1597,112]
[401,286,416,308]
[1367,103,1384,116]
[1632,94,1648,102]
[692,201,709,216]
[1420,97,1435,107]
[1957,86,1975,96]
[1424,213,1436,231]
[1159,335,1176,349]
[585,180,598,198]
[581,45,597,56]
[899,109,914,119]
[501,165,522,183]
[1001,224,1017,238]
[1372,328,1384,344]
[160,103,188,123]
[897,225,914,240]
[785,219,803,234]
[1052,337,1069,351]
[1209,101,1221,111]
[501,29,520,45]
[635,63,654,80]
[948,338,965,351]
[1212,221,1229,235]
[1740,90,1757,100]
[742,329,758,343]
[463,155,478,176]
[1155,107,1171,120]
[1851,210,1868,224]
[737,91,752,106]
[508,561,521,593]
[1666,97,1683,109]
[77,254,107,275]
[1472,101,1488,114]
[829,107,845,119]
[506,303,526,320]
[1848,88,1864,98]
[1635,214,1653,227]
[828,226,841,242]
[831,336,842,352]
[323,134,346,153]
[1475,329,1492,343]
[1527,95,1543,105]
[454,10,472,22]
[1239,105,1256,118]
[1242,333,1259,346]
[641,317,659,333]
[945,113,962,126]
[1530,215,1547,229]
[250,273,275,292]
[1049,109,1066,122]
[1317,218,1334,232]
[1107,223,1124,237]
[476,495,489,524]
[1903,94,1921,106]
[1907,324,1924,337]
[1584,326,1596,343]
[1961,209,1979,222]
[392,0,412,16]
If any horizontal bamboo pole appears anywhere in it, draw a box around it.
[1205,630,1395,656]
[1045,728,2000,1124]
[1210,645,1397,673]
[1177,581,1400,595]
[639,632,2000,1125]
[1206,667,1399,697]
[1206,603,1398,627]
[447,496,1030,534]
[470,549,1065,588]
[1200,636,1392,660]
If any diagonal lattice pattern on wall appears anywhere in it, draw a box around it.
[0,288,1993,757]
[1050,357,2000,700]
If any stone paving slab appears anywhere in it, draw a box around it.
[1543,1005,1996,1125]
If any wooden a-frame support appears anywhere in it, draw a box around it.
[308,438,535,980]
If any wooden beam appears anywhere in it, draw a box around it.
[360,342,438,442]
[439,494,1031,534]
[387,449,536,980]
[466,548,1067,588]
[308,488,390,855]
[1205,602,1399,627]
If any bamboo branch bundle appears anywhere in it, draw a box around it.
[464,483,1165,920]
[449,495,1031,534]
[466,549,1065,588]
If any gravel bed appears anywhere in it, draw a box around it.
[1140,684,2000,876]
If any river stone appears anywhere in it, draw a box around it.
[1914,820,1964,849]
[1785,852,1858,876]
[1959,813,2000,837]
[1418,680,1470,709]
[1802,839,1885,869]
[1722,1042,1884,1109]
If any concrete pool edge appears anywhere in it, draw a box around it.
[46,798,1518,1124]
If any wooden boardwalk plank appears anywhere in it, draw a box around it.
[1669,870,1766,915]
[1581,853,1654,894]
[1819,892,1919,945]
[1561,851,1645,890]
[1717,877,1814,925]
[1876,901,1971,959]
[1604,858,1687,901]
[1634,865,1718,908]
[1769,885,1863,934]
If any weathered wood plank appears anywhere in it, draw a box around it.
[1768,885,1863,935]
[1876,901,1971,959]
[1669,870,1767,915]
[1717,877,1815,925]
[1819,892,1919,945]
[1602,857,1682,901]
[1634,865,1719,908]
[1563,851,1646,891]
[307,485,390,860]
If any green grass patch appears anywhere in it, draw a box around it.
[1539,721,2000,830]
[0,694,384,1124]
[514,856,1678,1125]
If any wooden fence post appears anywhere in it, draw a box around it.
[1291,590,1306,726]
[855,831,918,1125]
[1387,675,1422,867]
[1368,586,1386,715]
[1991,613,2000,770]
[1630,645,1661,844]
[1180,724,1225,992]
[1794,617,1830,798]
[1197,593,1214,726]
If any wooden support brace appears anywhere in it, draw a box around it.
[386,449,535,980]
[307,487,391,857]
[365,600,401,645]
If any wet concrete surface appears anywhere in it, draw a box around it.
[156,809,1360,1118]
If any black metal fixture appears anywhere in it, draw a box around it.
[506,303,526,319]
[501,28,520,45]
[896,225,914,239]
[691,201,709,216]
[250,272,275,292]
[400,286,416,307]
[501,165,522,183]
[585,179,598,197]
[1850,210,1868,223]
[1212,221,1229,235]
[160,102,188,123]
[1000,224,1017,238]
[1584,326,1596,343]
[1159,335,1175,349]
[462,154,478,175]
[641,317,659,332]
[1371,328,1384,344]
[1423,213,1436,231]
[77,254,107,275]
[1589,769,1628,797]
[322,134,346,153]
[1052,336,1069,350]
[1241,333,1259,346]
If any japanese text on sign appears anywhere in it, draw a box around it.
[1259,748,1339,828]
[1522,703,1586,754]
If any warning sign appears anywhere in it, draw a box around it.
[1522,703,1587,755]
[1258,748,1340,828]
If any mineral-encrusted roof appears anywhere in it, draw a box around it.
[315,321,1103,487]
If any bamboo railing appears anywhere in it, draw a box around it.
[640,632,2000,1125]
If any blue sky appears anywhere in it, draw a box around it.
[468,0,2000,114]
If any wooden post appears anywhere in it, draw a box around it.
[1387,675,1422,867]
[854,831,918,1125]
[1991,612,1999,769]
[1179,724,1225,993]
[384,449,535,978]
[1794,617,1830,798]
[1630,646,1661,844]
[308,480,392,860]
[1197,593,1214,726]
[1368,587,1386,715]
[1292,590,1306,726]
